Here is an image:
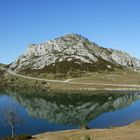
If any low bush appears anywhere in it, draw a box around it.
[1,134,32,140]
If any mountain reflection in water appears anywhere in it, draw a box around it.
[3,90,140,127]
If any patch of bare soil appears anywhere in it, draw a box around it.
[33,121,140,140]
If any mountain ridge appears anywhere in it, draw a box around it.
[9,33,140,76]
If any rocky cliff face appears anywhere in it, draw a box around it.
[9,34,140,75]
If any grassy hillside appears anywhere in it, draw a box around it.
[0,63,5,69]
[2,69,140,91]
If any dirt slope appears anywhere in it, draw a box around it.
[33,121,140,140]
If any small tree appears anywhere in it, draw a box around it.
[2,106,23,139]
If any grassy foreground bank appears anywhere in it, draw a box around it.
[33,121,140,140]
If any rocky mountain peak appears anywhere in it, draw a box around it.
[9,33,140,75]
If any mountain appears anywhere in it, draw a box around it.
[0,63,6,69]
[0,63,6,80]
[9,33,140,76]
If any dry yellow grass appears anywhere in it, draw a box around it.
[47,70,140,91]
[4,69,140,91]
[33,121,140,140]
[74,70,140,85]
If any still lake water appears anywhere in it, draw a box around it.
[0,90,140,137]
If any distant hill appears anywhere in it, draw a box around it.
[9,33,140,77]
[0,63,6,69]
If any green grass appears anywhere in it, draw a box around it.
[1,69,140,92]
[74,70,140,85]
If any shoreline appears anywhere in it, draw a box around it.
[33,121,140,140]
[1,84,140,93]
[1,85,140,95]
[49,87,140,92]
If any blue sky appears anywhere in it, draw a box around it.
[0,0,140,64]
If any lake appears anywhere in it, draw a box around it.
[0,89,140,137]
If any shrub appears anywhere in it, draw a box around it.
[18,134,32,139]
[2,134,32,140]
